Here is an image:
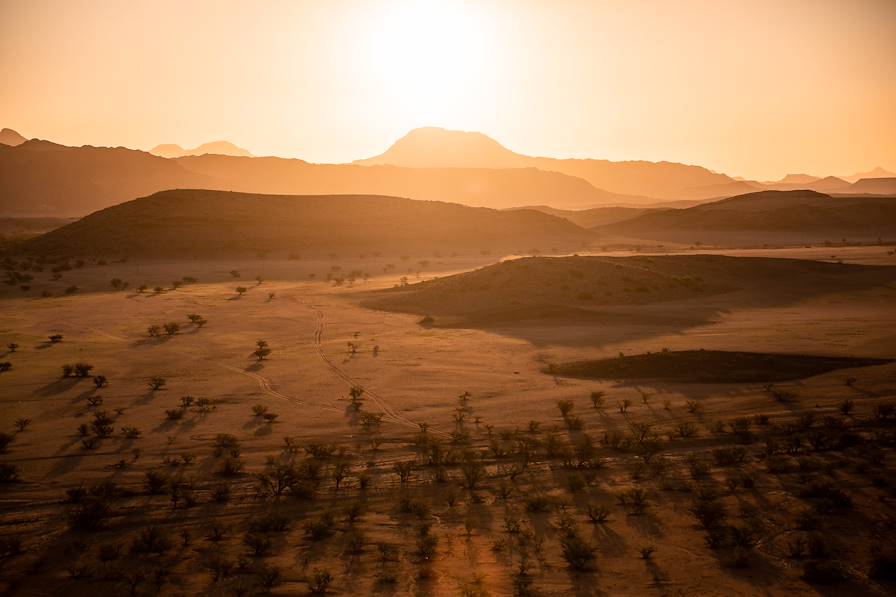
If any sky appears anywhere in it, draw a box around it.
[1,0,894,180]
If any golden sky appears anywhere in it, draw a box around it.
[1,0,894,180]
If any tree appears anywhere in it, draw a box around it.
[235,286,248,296]
[253,339,271,361]
[163,322,180,336]
[14,418,31,432]
[0,362,11,373]
[93,375,107,388]
[147,376,166,391]
[49,334,63,343]
[147,324,161,337]
[6,343,17,353]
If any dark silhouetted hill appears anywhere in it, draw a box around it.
[597,190,896,244]
[19,190,593,258]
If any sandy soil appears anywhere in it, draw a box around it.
[0,249,894,596]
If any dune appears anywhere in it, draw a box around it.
[149,140,253,158]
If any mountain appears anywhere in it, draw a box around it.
[149,140,252,158]
[850,177,896,195]
[761,175,852,194]
[0,140,210,216]
[777,173,819,184]
[356,127,736,200]
[174,154,640,209]
[842,167,895,184]
[0,140,643,216]
[596,190,896,244]
[505,205,660,228]
[18,189,593,258]
[0,128,27,147]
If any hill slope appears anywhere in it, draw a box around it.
[18,190,593,258]
[597,190,896,244]
[362,254,896,326]
[506,205,660,228]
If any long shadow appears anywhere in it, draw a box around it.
[35,378,81,397]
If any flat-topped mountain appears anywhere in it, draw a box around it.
[149,140,253,158]
[18,189,593,258]
[0,128,27,146]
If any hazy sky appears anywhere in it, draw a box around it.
[2,0,894,180]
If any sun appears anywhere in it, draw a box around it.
[357,1,494,125]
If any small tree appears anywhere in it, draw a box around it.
[163,322,180,336]
[0,362,11,373]
[253,340,271,361]
[147,376,166,391]
[235,286,248,296]
[6,343,17,353]
[14,418,31,432]
[93,375,107,388]
[147,324,162,338]
[590,391,605,409]
[49,334,63,343]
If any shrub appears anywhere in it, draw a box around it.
[49,334,63,343]
[144,470,168,494]
[93,375,107,388]
[68,501,111,531]
[307,568,332,594]
[165,409,183,420]
[304,513,335,541]
[587,504,610,524]
[131,526,172,554]
[74,363,93,377]
[163,322,180,336]
[0,463,19,483]
[560,529,596,570]
[0,362,11,373]
[147,376,166,390]
[14,418,31,432]
[617,487,649,514]
[147,324,161,337]
[244,533,272,557]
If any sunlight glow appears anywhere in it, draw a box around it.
[357,1,496,125]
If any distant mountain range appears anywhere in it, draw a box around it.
[19,189,592,258]
[0,126,893,217]
[149,140,253,158]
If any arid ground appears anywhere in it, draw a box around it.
[1,246,895,596]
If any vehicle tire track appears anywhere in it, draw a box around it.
[296,296,447,437]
